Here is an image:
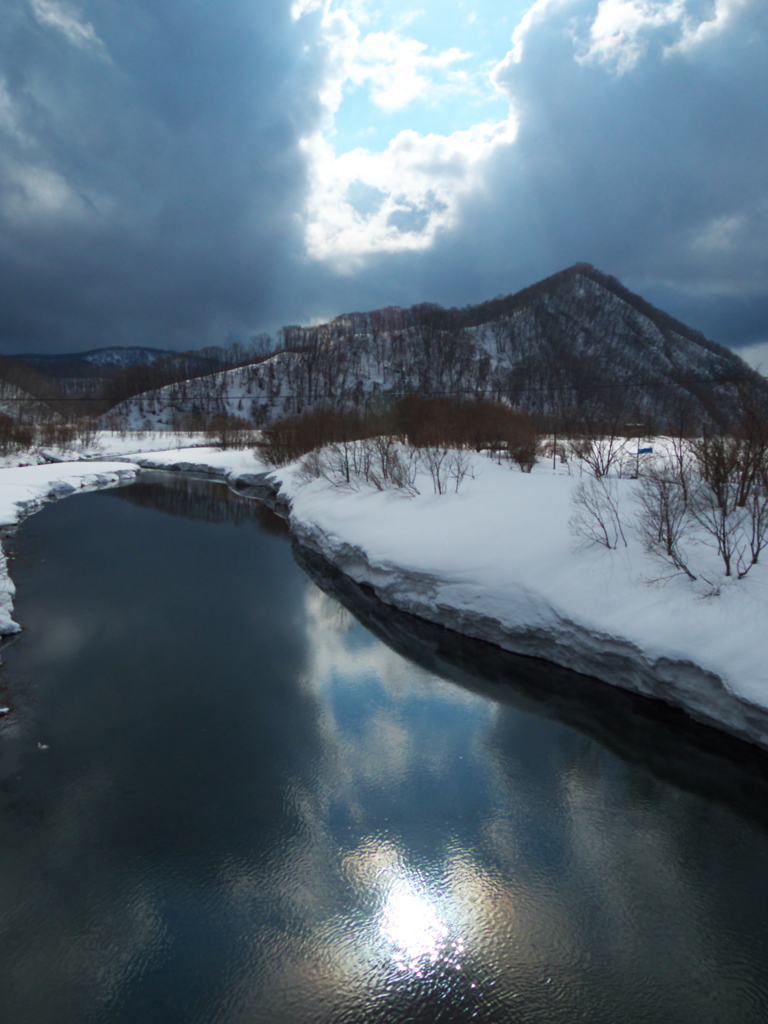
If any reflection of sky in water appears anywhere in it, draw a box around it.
[1,484,768,1023]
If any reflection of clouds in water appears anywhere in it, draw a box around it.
[468,715,768,1009]
[557,762,722,981]
[34,612,103,663]
[299,581,496,796]
[300,580,442,701]
[11,568,765,1020]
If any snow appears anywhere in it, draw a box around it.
[0,431,213,470]
[276,460,768,715]
[1,437,767,747]
[0,460,140,634]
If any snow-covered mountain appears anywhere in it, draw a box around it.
[105,265,763,430]
[14,346,176,370]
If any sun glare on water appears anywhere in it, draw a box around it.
[379,881,466,977]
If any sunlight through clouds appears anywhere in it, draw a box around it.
[350,31,471,113]
[297,0,518,265]
[2,0,765,354]
[301,117,517,266]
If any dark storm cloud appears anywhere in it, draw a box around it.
[1,0,766,356]
[321,0,768,353]
[0,0,325,352]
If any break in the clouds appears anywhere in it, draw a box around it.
[0,0,766,356]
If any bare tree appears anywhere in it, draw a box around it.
[635,466,697,580]
[688,431,768,578]
[419,444,452,495]
[569,477,627,549]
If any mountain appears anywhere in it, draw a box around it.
[12,346,177,373]
[105,265,764,431]
[6,346,245,404]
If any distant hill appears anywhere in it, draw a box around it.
[6,345,248,406]
[11,346,177,377]
[106,264,764,432]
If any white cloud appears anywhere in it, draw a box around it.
[692,212,747,254]
[350,30,471,112]
[667,0,749,54]
[316,5,361,120]
[504,0,752,76]
[291,0,325,19]
[28,0,108,56]
[506,0,576,64]
[735,340,768,373]
[3,163,79,221]
[308,3,476,119]
[298,0,518,266]
[0,80,22,139]
[579,0,686,73]
[1,159,109,224]
[302,116,518,267]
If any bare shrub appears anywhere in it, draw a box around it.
[206,415,253,450]
[259,408,367,466]
[569,477,627,549]
[447,448,473,491]
[0,414,34,455]
[507,417,540,472]
[418,444,451,494]
[636,466,696,580]
[39,420,77,449]
[392,396,536,454]
[568,434,630,478]
[633,403,768,583]
[367,435,419,493]
[303,437,419,494]
[688,431,768,579]
[73,417,99,448]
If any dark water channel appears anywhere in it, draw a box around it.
[0,473,767,1024]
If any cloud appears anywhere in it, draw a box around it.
[737,340,768,372]
[28,0,107,55]
[302,116,517,267]
[0,0,766,353]
[579,0,687,73]
[294,1,519,269]
[349,30,471,112]
[482,0,768,299]
[339,0,768,347]
[299,0,768,350]
[0,0,326,350]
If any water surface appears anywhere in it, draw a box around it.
[0,473,767,1023]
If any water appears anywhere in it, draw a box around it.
[0,473,767,1024]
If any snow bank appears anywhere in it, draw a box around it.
[121,445,768,745]
[0,462,139,634]
[2,442,768,748]
[0,431,211,471]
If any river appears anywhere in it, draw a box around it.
[0,472,767,1023]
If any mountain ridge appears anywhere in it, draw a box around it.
[102,265,763,431]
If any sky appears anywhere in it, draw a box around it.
[0,0,767,366]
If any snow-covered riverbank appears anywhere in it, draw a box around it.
[1,437,767,748]
[0,461,141,634]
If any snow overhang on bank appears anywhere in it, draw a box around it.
[1,443,768,751]
[0,462,140,634]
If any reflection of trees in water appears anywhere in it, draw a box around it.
[106,472,289,535]
[295,545,768,832]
